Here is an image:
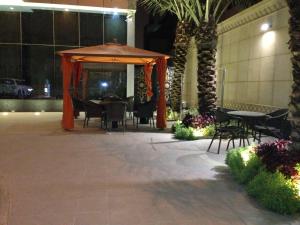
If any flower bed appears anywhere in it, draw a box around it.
[172,114,215,140]
[226,140,300,214]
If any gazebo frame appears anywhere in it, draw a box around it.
[58,43,169,130]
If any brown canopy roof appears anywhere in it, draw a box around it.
[58,43,170,65]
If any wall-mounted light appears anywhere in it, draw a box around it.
[261,22,271,32]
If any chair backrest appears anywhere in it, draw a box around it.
[72,97,85,111]
[266,110,289,128]
[136,100,156,117]
[215,110,231,124]
[267,108,288,117]
[105,102,127,121]
[83,101,104,117]
[126,96,134,112]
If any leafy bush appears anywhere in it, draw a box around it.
[225,148,246,181]
[240,154,263,184]
[226,147,263,184]
[174,126,197,140]
[255,140,300,178]
[247,170,300,214]
[181,113,214,129]
[171,121,183,133]
[200,124,215,137]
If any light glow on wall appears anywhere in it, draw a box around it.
[261,31,276,49]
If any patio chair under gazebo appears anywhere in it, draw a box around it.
[58,43,170,130]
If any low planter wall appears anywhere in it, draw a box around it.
[0,99,62,112]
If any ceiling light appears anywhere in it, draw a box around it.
[261,23,271,32]
[2,112,8,116]
[9,7,14,10]
[34,112,40,116]
[64,8,69,11]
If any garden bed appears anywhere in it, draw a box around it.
[226,141,300,214]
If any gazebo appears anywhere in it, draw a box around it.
[58,43,170,130]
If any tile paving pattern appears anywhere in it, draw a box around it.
[0,113,299,225]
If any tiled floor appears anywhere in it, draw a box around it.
[0,112,299,225]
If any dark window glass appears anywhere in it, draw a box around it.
[22,10,53,44]
[0,45,21,79]
[104,15,127,44]
[0,12,20,43]
[53,46,75,98]
[54,11,79,46]
[22,45,54,97]
[80,13,103,46]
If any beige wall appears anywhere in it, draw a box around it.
[24,0,136,9]
[183,0,291,110]
[216,0,291,108]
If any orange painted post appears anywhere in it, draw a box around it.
[156,57,167,129]
[62,55,74,130]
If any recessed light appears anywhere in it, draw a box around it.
[64,8,69,11]
[34,112,40,116]
[261,23,271,31]
[2,112,8,116]
[9,7,14,10]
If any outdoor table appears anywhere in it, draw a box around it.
[227,111,266,146]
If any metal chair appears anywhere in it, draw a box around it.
[207,110,243,154]
[133,100,156,128]
[252,109,289,142]
[83,101,105,128]
[72,97,85,119]
[104,101,127,132]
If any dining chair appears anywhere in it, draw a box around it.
[126,96,134,119]
[207,110,243,154]
[104,101,127,132]
[133,100,156,128]
[252,109,289,143]
[72,97,85,119]
[83,101,105,128]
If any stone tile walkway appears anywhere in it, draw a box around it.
[0,112,299,225]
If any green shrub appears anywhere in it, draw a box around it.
[240,154,263,184]
[247,170,300,214]
[200,125,215,137]
[225,148,246,181]
[171,121,182,133]
[174,126,196,140]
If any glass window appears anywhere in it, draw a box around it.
[104,14,127,44]
[0,12,20,43]
[22,10,53,45]
[80,13,103,46]
[54,11,79,46]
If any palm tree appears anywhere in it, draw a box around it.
[139,0,193,112]
[185,0,257,115]
[286,0,300,151]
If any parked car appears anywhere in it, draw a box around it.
[0,78,34,98]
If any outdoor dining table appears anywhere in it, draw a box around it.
[227,110,266,145]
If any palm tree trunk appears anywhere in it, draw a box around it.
[170,21,192,112]
[195,21,218,115]
[287,0,300,151]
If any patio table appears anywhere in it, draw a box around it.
[227,111,266,146]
